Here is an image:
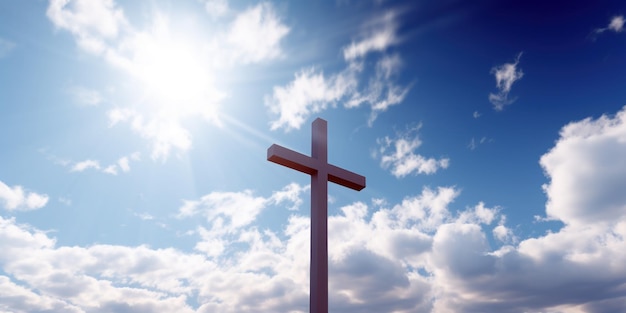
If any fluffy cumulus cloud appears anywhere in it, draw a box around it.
[0,180,49,211]
[376,125,449,177]
[266,11,410,131]
[489,52,524,111]
[5,108,626,311]
[540,106,626,226]
[46,0,289,160]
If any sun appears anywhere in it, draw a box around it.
[127,17,224,122]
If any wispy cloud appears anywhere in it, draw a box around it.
[342,11,399,61]
[266,64,360,131]
[267,11,409,131]
[376,124,449,177]
[67,85,103,106]
[70,159,101,172]
[68,152,140,175]
[595,15,625,34]
[0,38,16,58]
[489,52,524,111]
[468,136,490,150]
[0,180,49,211]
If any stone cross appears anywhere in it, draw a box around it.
[267,118,366,313]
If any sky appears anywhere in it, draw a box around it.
[1,0,626,312]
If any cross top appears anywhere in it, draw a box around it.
[267,118,365,313]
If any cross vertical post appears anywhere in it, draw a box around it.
[310,118,328,313]
[267,118,366,313]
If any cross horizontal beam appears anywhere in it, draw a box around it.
[267,144,365,191]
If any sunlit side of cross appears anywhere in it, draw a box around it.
[267,118,366,313]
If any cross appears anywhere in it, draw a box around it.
[267,118,366,313]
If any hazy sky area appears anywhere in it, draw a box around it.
[1,0,626,312]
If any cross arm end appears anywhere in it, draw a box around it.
[267,144,316,175]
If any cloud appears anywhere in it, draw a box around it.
[178,183,308,235]
[67,85,103,106]
[0,180,49,211]
[595,15,625,34]
[5,108,626,313]
[47,0,128,54]
[468,136,490,150]
[4,140,626,313]
[267,13,409,131]
[227,2,289,63]
[347,54,411,126]
[46,1,289,160]
[489,52,524,111]
[376,124,449,177]
[266,65,360,131]
[203,0,229,18]
[68,152,140,175]
[70,159,101,172]
[540,106,626,226]
[428,106,626,312]
[0,38,16,58]
[343,11,399,61]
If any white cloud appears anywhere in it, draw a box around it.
[0,275,83,313]
[489,52,523,111]
[68,152,140,175]
[67,85,103,106]
[4,151,626,313]
[266,65,359,131]
[203,0,229,18]
[267,14,409,131]
[227,2,289,63]
[0,38,16,58]
[595,15,625,34]
[343,11,399,61]
[269,182,310,211]
[347,54,411,125]
[377,125,449,177]
[0,181,49,211]
[540,106,626,226]
[608,15,625,32]
[47,0,128,54]
[473,111,481,118]
[103,165,118,175]
[492,224,515,243]
[70,159,101,172]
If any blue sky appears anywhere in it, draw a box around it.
[1,0,626,312]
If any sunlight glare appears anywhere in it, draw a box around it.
[129,17,224,122]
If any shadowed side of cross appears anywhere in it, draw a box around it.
[267,118,365,313]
